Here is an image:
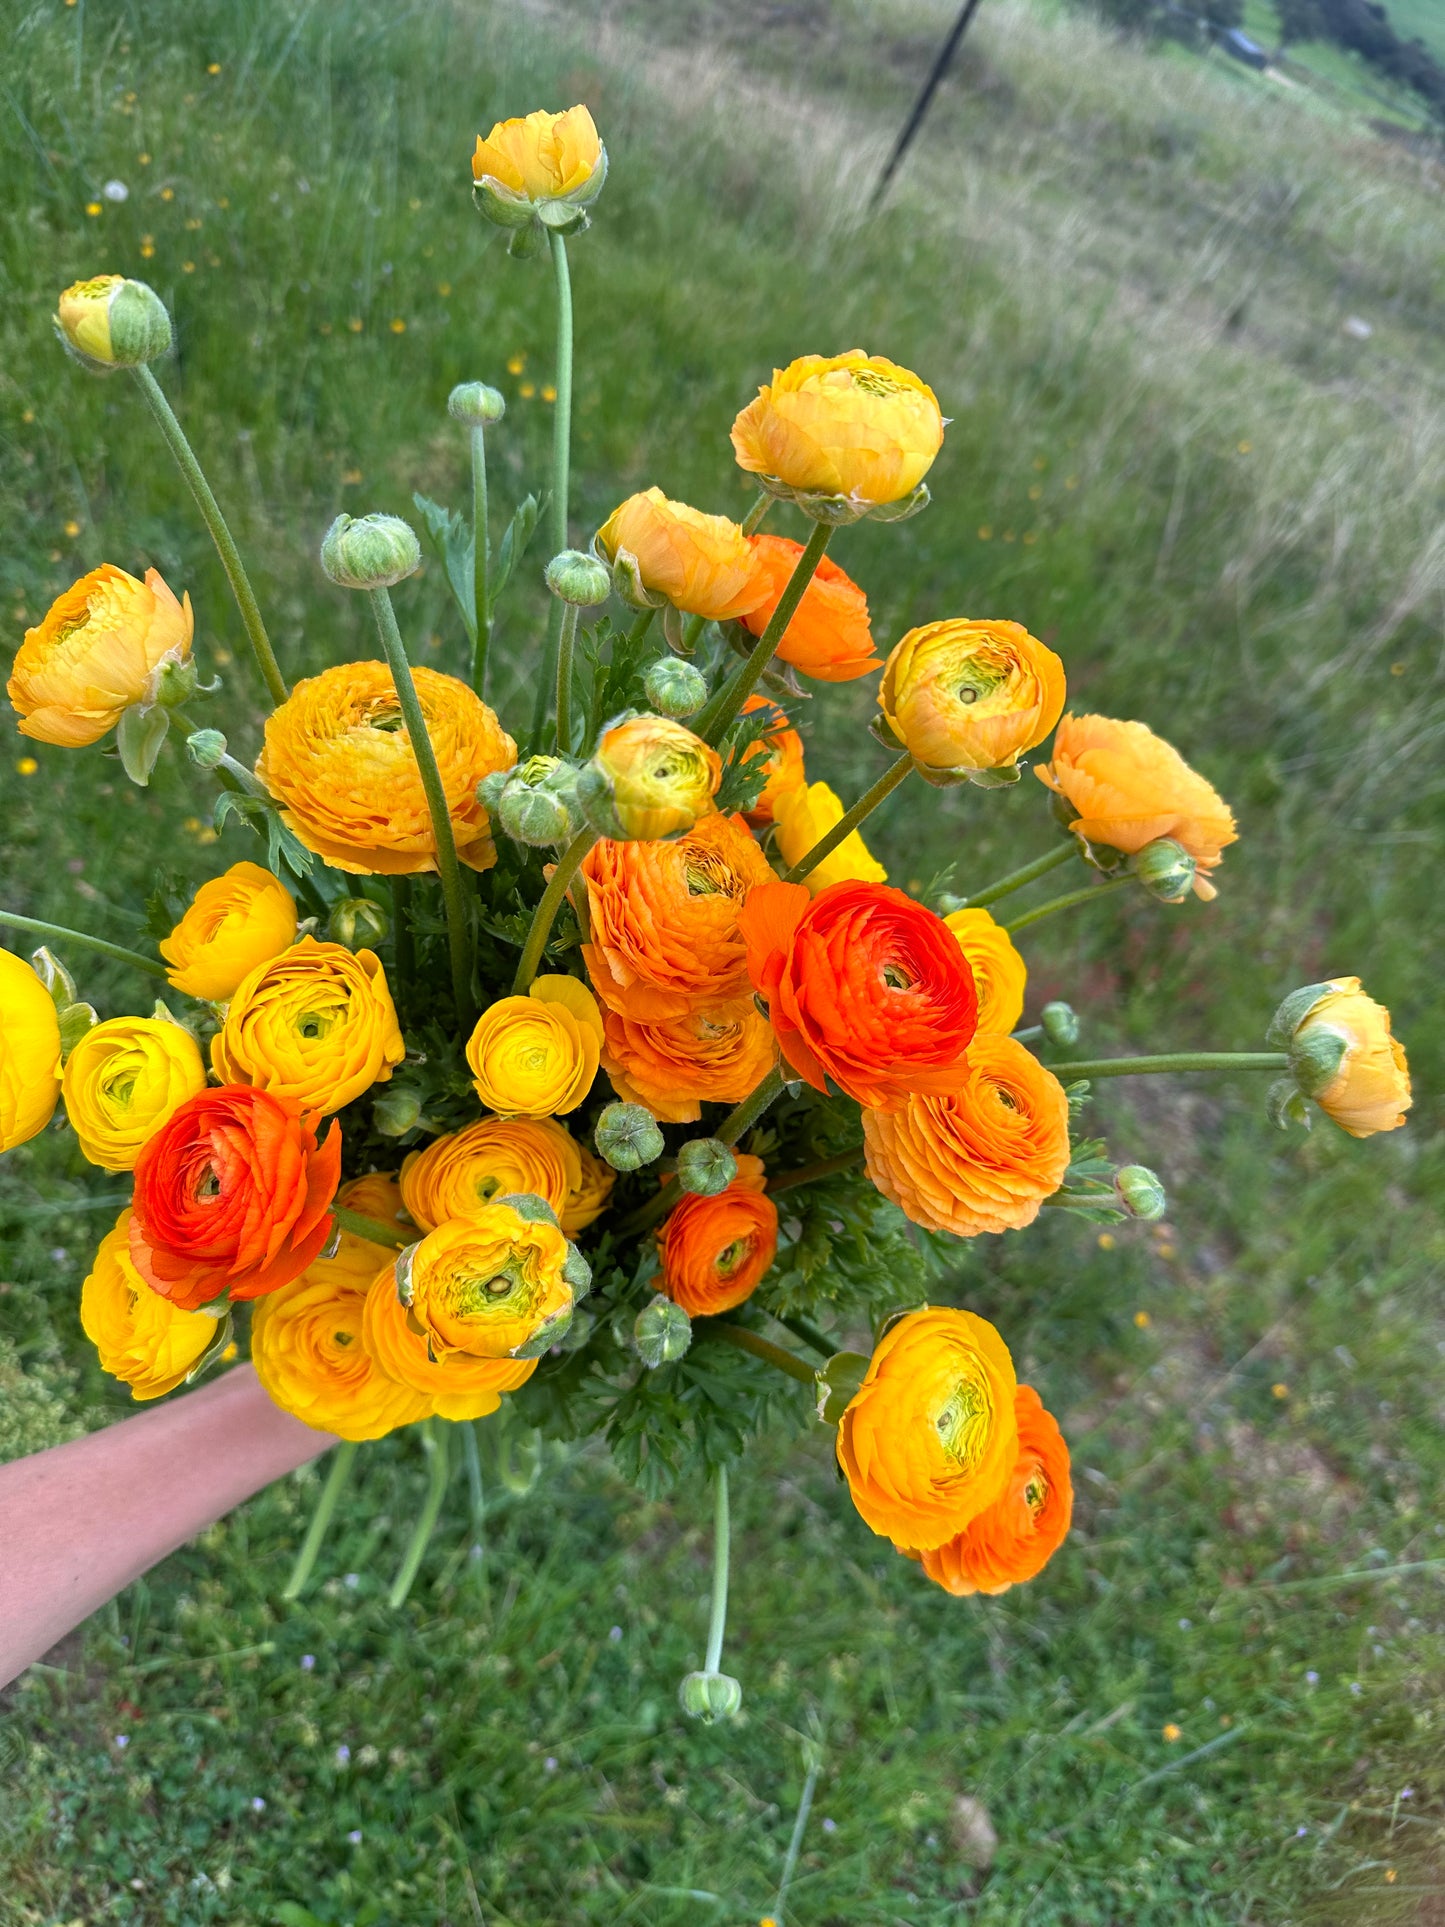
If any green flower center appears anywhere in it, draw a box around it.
[934,1376,992,1471]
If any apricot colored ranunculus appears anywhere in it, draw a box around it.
[401,1116,583,1231]
[0,948,63,1152]
[471,105,605,207]
[210,936,405,1117]
[1283,978,1411,1139]
[862,1034,1070,1237]
[943,907,1027,1037]
[8,565,193,748]
[836,1306,1019,1551]
[656,1154,778,1316]
[129,1085,341,1311]
[466,976,603,1118]
[740,694,805,828]
[396,1203,577,1362]
[581,811,774,1023]
[159,862,298,1002]
[1036,714,1237,898]
[81,1209,220,1401]
[581,712,722,842]
[731,351,944,511]
[916,1385,1072,1596]
[740,535,880,682]
[256,660,516,876]
[879,619,1066,776]
[739,879,978,1111]
[600,1003,778,1124]
[62,1014,208,1172]
[563,1140,616,1235]
[772,780,888,896]
[595,489,767,621]
[363,1267,537,1421]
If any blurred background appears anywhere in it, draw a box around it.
[1,0,1442,1919]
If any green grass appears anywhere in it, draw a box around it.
[3,0,1445,1920]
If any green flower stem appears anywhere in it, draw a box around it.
[783,752,913,885]
[388,1418,451,1609]
[530,231,574,741]
[716,1064,786,1147]
[765,1146,866,1196]
[960,841,1074,909]
[470,423,492,696]
[773,1312,835,1359]
[775,1751,823,1922]
[133,364,288,707]
[554,601,581,756]
[331,1204,410,1249]
[740,489,772,536]
[695,521,833,745]
[511,827,597,994]
[390,875,415,1008]
[705,1464,731,1676]
[282,1439,358,1601]
[708,1320,817,1386]
[1011,1024,1043,1044]
[626,607,656,649]
[0,909,167,979]
[1004,876,1131,934]
[1058,1051,1288,1080]
[368,586,474,1026]
[680,611,707,654]
[460,1420,486,1565]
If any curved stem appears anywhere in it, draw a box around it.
[775,1752,822,1921]
[766,1146,865,1195]
[740,489,772,536]
[554,601,580,755]
[1004,875,1130,934]
[695,521,833,745]
[530,231,573,740]
[133,365,287,707]
[388,1418,450,1609]
[959,841,1073,910]
[511,827,597,993]
[282,1439,358,1601]
[717,1065,786,1147]
[1058,1051,1288,1080]
[368,587,474,1025]
[0,910,167,979]
[705,1464,730,1676]
[707,1320,817,1386]
[784,752,912,885]
[331,1204,410,1249]
[470,424,492,696]
[773,1312,834,1359]
[460,1420,486,1565]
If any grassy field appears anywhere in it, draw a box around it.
[2,0,1444,1920]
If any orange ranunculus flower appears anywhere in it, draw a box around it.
[1281,978,1411,1139]
[563,1140,616,1235]
[395,1203,577,1362]
[739,879,978,1111]
[582,811,774,1023]
[0,948,63,1153]
[600,1003,778,1124]
[730,351,944,512]
[362,1267,537,1421]
[129,1085,341,1311]
[740,694,805,827]
[656,1154,778,1316]
[251,1174,429,1441]
[62,1014,208,1172]
[595,489,767,621]
[210,936,405,1117]
[159,861,298,1002]
[81,1209,221,1401]
[466,976,603,1118]
[401,1115,583,1231]
[256,660,516,876]
[740,536,880,682]
[836,1306,1019,1550]
[879,619,1066,776]
[8,565,193,747]
[471,105,605,209]
[772,780,888,896]
[1035,714,1237,898]
[580,712,722,842]
[916,1386,1073,1596]
[943,907,1027,1037]
[862,1034,1069,1237]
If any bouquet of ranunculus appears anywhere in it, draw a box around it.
[2,105,1412,1714]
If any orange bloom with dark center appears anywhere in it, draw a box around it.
[738,879,978,1111]
[656,1154,778,1316]
[129,1085,341,1311]
[600,1003,777,1124]
[862,1034,1070,1237]
[581,811,774,1023]
[740,535,880,683]
[916,1386,1073,1595]
[740,693,805,827]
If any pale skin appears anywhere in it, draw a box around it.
[0,1365,334,1689]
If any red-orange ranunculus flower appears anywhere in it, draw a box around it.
[656,1154,778,1316]
[916,1386,1073,1596]
[129,1085,341,1311]
[739,536,880,683]
[738,879,978,1111]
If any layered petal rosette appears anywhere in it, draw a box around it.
[740,536,880,682]
[943,907,1027,1037]
[81,1209,223,1401]
[595,490,766,621]
[471,104,606,232]
[0,948,64,1152]
[401,1116,584,1231]
[8,565,193,748]
[657,1154,778,1316]
[600,1004,777,1124]
[916,1385,1073,1595]
[879,619,1065,777]
[466,976,603,1118]
[772,780,888,895]
[159,862,298,1001]
[363,1269,537,1421]
[62,1014,208,1172]
[393,1201,580,1362]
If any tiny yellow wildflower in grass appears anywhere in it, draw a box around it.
[1156,1242,1177,1260]
[182,261,195,274]
[542,383,557,402]
[1032,455,1047,470]
[137,151,151,165]
[437,281,452,296]
[207,62,222,75]
[1028,483,1043,500]
[64,520,81,538]
[85,201,102,217]
[17,757,38,776]
[507,353,526,374]
[161,186,174,201]
[1065,474,1079,489]
[348,317,363,333]
[1237,440,1252,454]
[977,525,992,541]
[1162,1723,1181,1742]
[1097,1231,1115,1250]
[1134,1310,1150,1328]
[520,381,536,398]
[1272,1382,1289,1400]
[185,216,202,230]
[390,318,406,334]
[1390,661,1405,676]
[140,241,155,259]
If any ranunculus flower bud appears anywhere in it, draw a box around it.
[8,565,193,748]
[678,1670,743,1723]
[545,548,611,607]
[1268,978,1411,1139]
[594,1100,665,1171]
[55,274,171,371]
[675,1137,737,1197]
[594,489,767,622]
[62,1014,208,1172]
[499,781,573,847]
[447,381,506,426]
[643,657,708,720]
[372,1082,424,1138]
[577,711,722,842]
[0,949,63,1153]
[1115,1165,1167,1221]
[392,1202,576,1361]
[879,619,1066,781]
[1128,838,1197,904]
[320,512,421,591]
[82,1209,227,1400]
[633,1293,692,1369]
[185,728,229,770]
[159,862,298,1003]
[471,105,607,239]
[466,976,603,1118]
[1040,1001,1079,1048]
[327,895,391,952]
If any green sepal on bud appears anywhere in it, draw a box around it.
[562,1242,593,1303]
[496,1191,561,1228]
[545,549,611,607]
[54,274,172,373]
[753,475,931,527]
[815,1350,870,1425]
[327,896,390,952]
[499,783,573,847]
[1128,837,1197,904]
[1115,1165,1167,1221]
[1287,1024,1348,1100]
[678,1669,742,1724]
[372,1083,424,1138]
[116,702,170,787]
[185,728,229,770]
[1264,983,1335,1049]
[32,949,98,1059]
[320,512,422,591]
[594,1101,665,1172]
[447,381,506,427]
[1040,1001,1079,1048]
[634,1293,692,1369]
[675,1137,737,1197]
[644,657,708,720]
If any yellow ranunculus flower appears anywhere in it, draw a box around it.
[211,936,405,1116]
[159,862,298,1002]
[251,1174,430,1441]
[7,565,193,748]
[395,1202,577,1361]
[594,489,767,621]
[0,948,63,1152]
[943,908,1027,1036]
[730,350,944,512]
[80,1209,219,1400]
[879,620,1066,776]
[1287,978,1411,1139]
[62,1014,208,1172]
[471,104,606,209]
[54,274,171,369]
[562,1140,616,1236]
[772,780,887,896]
[465,976,603,1118]
[363,1267,537,1420]
[579,713,721,842]
[401,1115,584,1231]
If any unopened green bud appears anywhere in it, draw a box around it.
[447,381,506,426]
[678,1670,742,1723]
[675,1137,736,1197]
[499,782,572,847]
[151,656,199,710]
[1128,837,1196,904]
[477,766,514,813]
[634,1294,692,1369]
[1040,1001,1079,1048]
[55,274,172,372]
[185,728,229,770]
[594,1101,664,1172]
[545,549,611,607]
[372,1084,423,1138]
[644,657,709,720]
[320,512,421,591]
[327,896,390,952]
[1115,1165,1166,1221]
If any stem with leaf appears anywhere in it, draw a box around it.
[0,910,167,979]
[784,752,912,885]
[695,521,833,744]
[511,827,596,993]
[282,1440,358,1601]
[388,1419,450,1609]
